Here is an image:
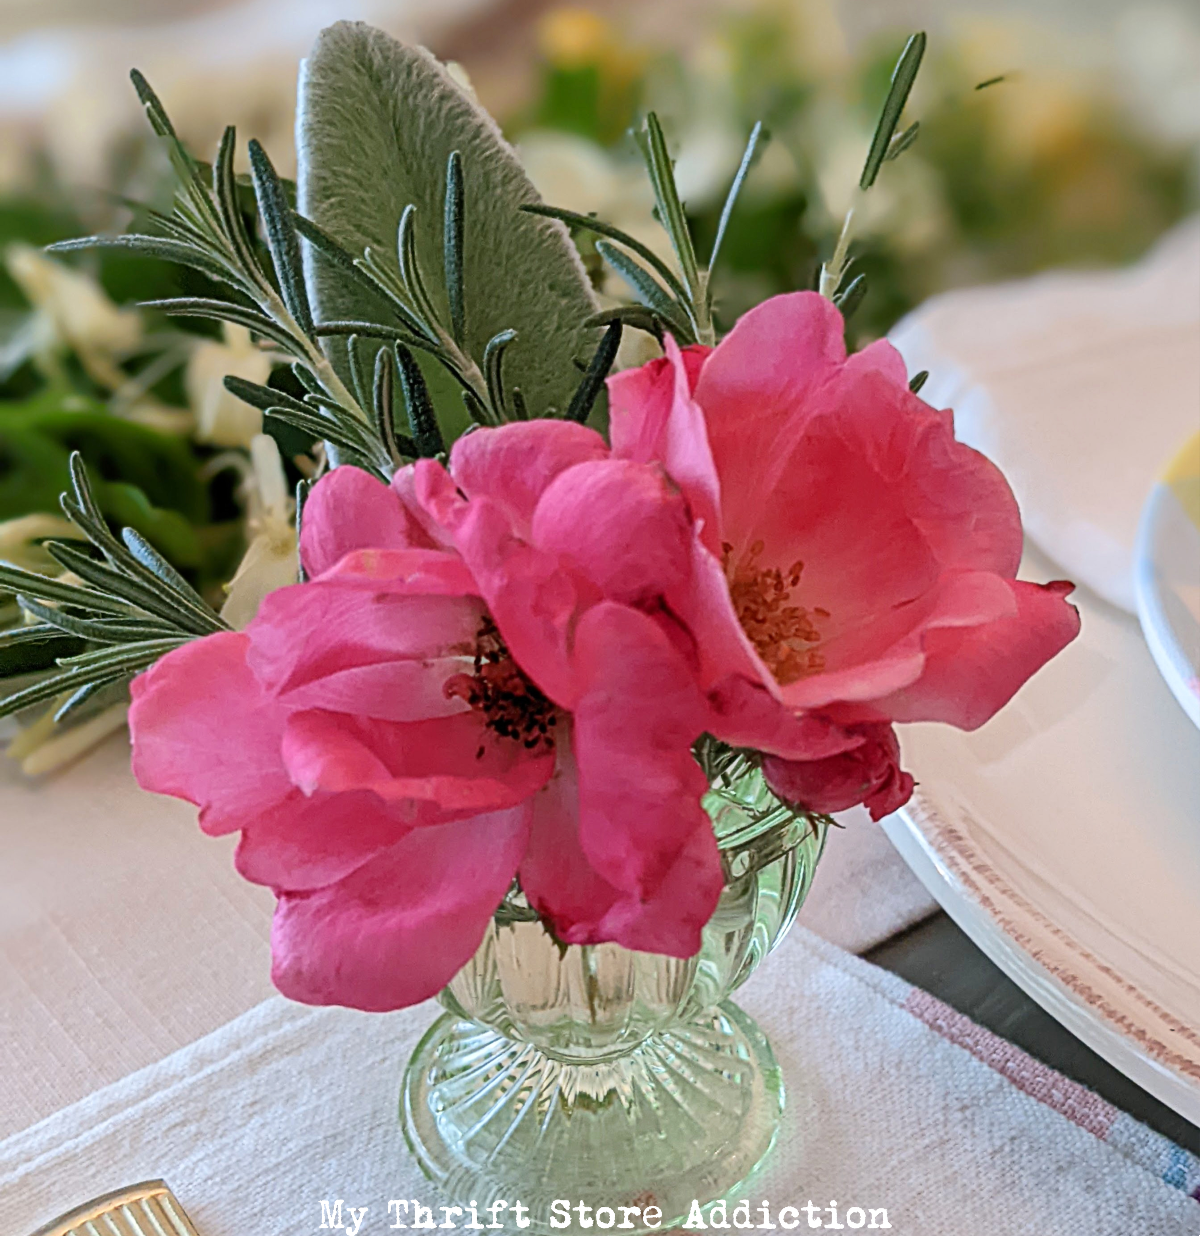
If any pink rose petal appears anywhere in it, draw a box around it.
[519,734,723,958]
[271,806,530,1010]
[300,465,415,576]
[450,420,609,534]
[765,721,914,822]
[570,602,713,896]
[246,563,484,722]
[609,338,721,552]
[233,787,412,892]
[531,459,694,605]
[281,709,555,819]
[874,578,1082,729]
[129,632,292,836]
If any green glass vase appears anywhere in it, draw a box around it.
[401,755,827,1233]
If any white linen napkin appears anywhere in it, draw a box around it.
[0,735,932,1140]
[1,928,1195,1236]
[890,216,1200,614]
[799,806,936,951]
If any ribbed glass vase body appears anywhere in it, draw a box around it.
[401,759,826,1233]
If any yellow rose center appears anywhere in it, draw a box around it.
[724,540,828,685]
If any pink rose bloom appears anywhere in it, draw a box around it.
[129,290,1081,1015]
[608,292,1081,819]
[131,426,732,1011]
[761,722,912,821]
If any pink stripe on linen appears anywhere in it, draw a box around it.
[904,988,1119,1140]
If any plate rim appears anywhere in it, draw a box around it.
[1134,430,1200,730]
[883,791,1200,1126]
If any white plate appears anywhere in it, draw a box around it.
[1135,431,1200,730]
[889,217,1200,615]
[882,547,1200,1124]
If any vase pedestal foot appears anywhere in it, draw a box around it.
[401,1000,783,1235]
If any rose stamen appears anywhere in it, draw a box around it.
[445,616,558,756]
[723,540,827,684]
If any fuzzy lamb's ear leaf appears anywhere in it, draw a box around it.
[296,21,600,417]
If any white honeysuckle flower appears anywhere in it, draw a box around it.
[114,399,195,436]
[219,433,298,630]
[1115,3,1200,150]
[11,703,131,778]
[0,513,77,573]
[444,60,475,98]
[186,323,273,448]
[517,130,671,307]
[518,130,631,217]
[673,125,747,210]
[5,242,141,388]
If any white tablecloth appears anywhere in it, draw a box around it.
[0,734,934,1140]
[2,929,1195,1236]
[0,735,274,1139]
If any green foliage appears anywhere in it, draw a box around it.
[859,33,926,192]
[51,71,415,480]
[0,23,725,740]
[566,321,622,425]
[0,625,84,679]
[0,198,186,317]
[910,48,1194,273]
[514,11,1198,346]
[530,111,769,349]
[0,174,254,605]
[44,41,625,487]
[529,61,644,147]
[296,22,600,419]
[0,453,225,722]
[0,389,207,564]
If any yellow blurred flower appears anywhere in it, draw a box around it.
[950,17,1093,166]
[535,6,646,143]
[7,702,130,778]
[538,8,615,70]
[987,76,1092,167]
[0,512,132,776]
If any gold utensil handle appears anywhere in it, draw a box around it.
[30,1179,200,1236]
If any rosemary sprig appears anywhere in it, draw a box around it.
[637,112,703,319]
[46,74,523,468]
[527,111,768,351]
[820,32,927,304]
[859,33,927,192]
[396,344,445,458]
[566,322,623,425]
[0,454,226,722]
[443,150,467,349]
[49,70,755,461]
